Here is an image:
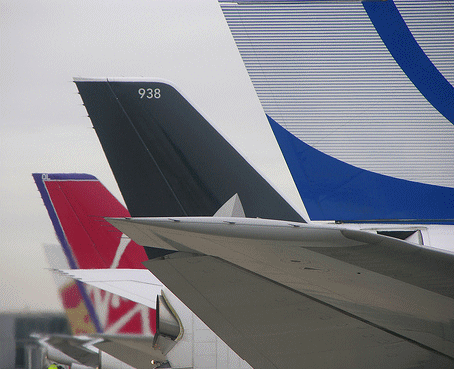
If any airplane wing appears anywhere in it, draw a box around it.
[58,269,163,309]
[108,216,454,369]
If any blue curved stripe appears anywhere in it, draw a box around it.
[363,0,454,124]
[268,117,454,223]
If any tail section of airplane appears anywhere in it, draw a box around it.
[38,174,254,368]
[33,173,156,335]
[74,78,306,223]
[218,0,454,224]
[74,77,454,225]
[219,0,454,194]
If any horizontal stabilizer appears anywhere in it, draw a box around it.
[145,253,454,369]
[106,216,406,249]
[108,215,454,364]
[59,269,163,309]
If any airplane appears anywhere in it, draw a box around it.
[34,172,252,369]
[73,77,454,368]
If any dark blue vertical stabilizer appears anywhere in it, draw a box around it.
[75,79,305,222]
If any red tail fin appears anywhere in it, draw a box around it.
[34,173,156,335]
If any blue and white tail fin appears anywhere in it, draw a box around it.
[219,0,454,224]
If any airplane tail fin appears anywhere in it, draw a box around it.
[34,173,156,335]
[74,78,306,223]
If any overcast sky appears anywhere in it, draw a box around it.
[1,0,304,313]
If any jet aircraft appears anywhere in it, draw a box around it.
[74,78,454,368]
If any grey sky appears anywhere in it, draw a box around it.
[1,0,302,312]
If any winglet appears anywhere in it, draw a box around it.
[213,193,245,218]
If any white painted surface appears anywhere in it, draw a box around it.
[221,0,454,187]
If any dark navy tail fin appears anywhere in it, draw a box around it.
[75,78,305,222]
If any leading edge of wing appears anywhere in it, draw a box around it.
[107,216,454,366]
